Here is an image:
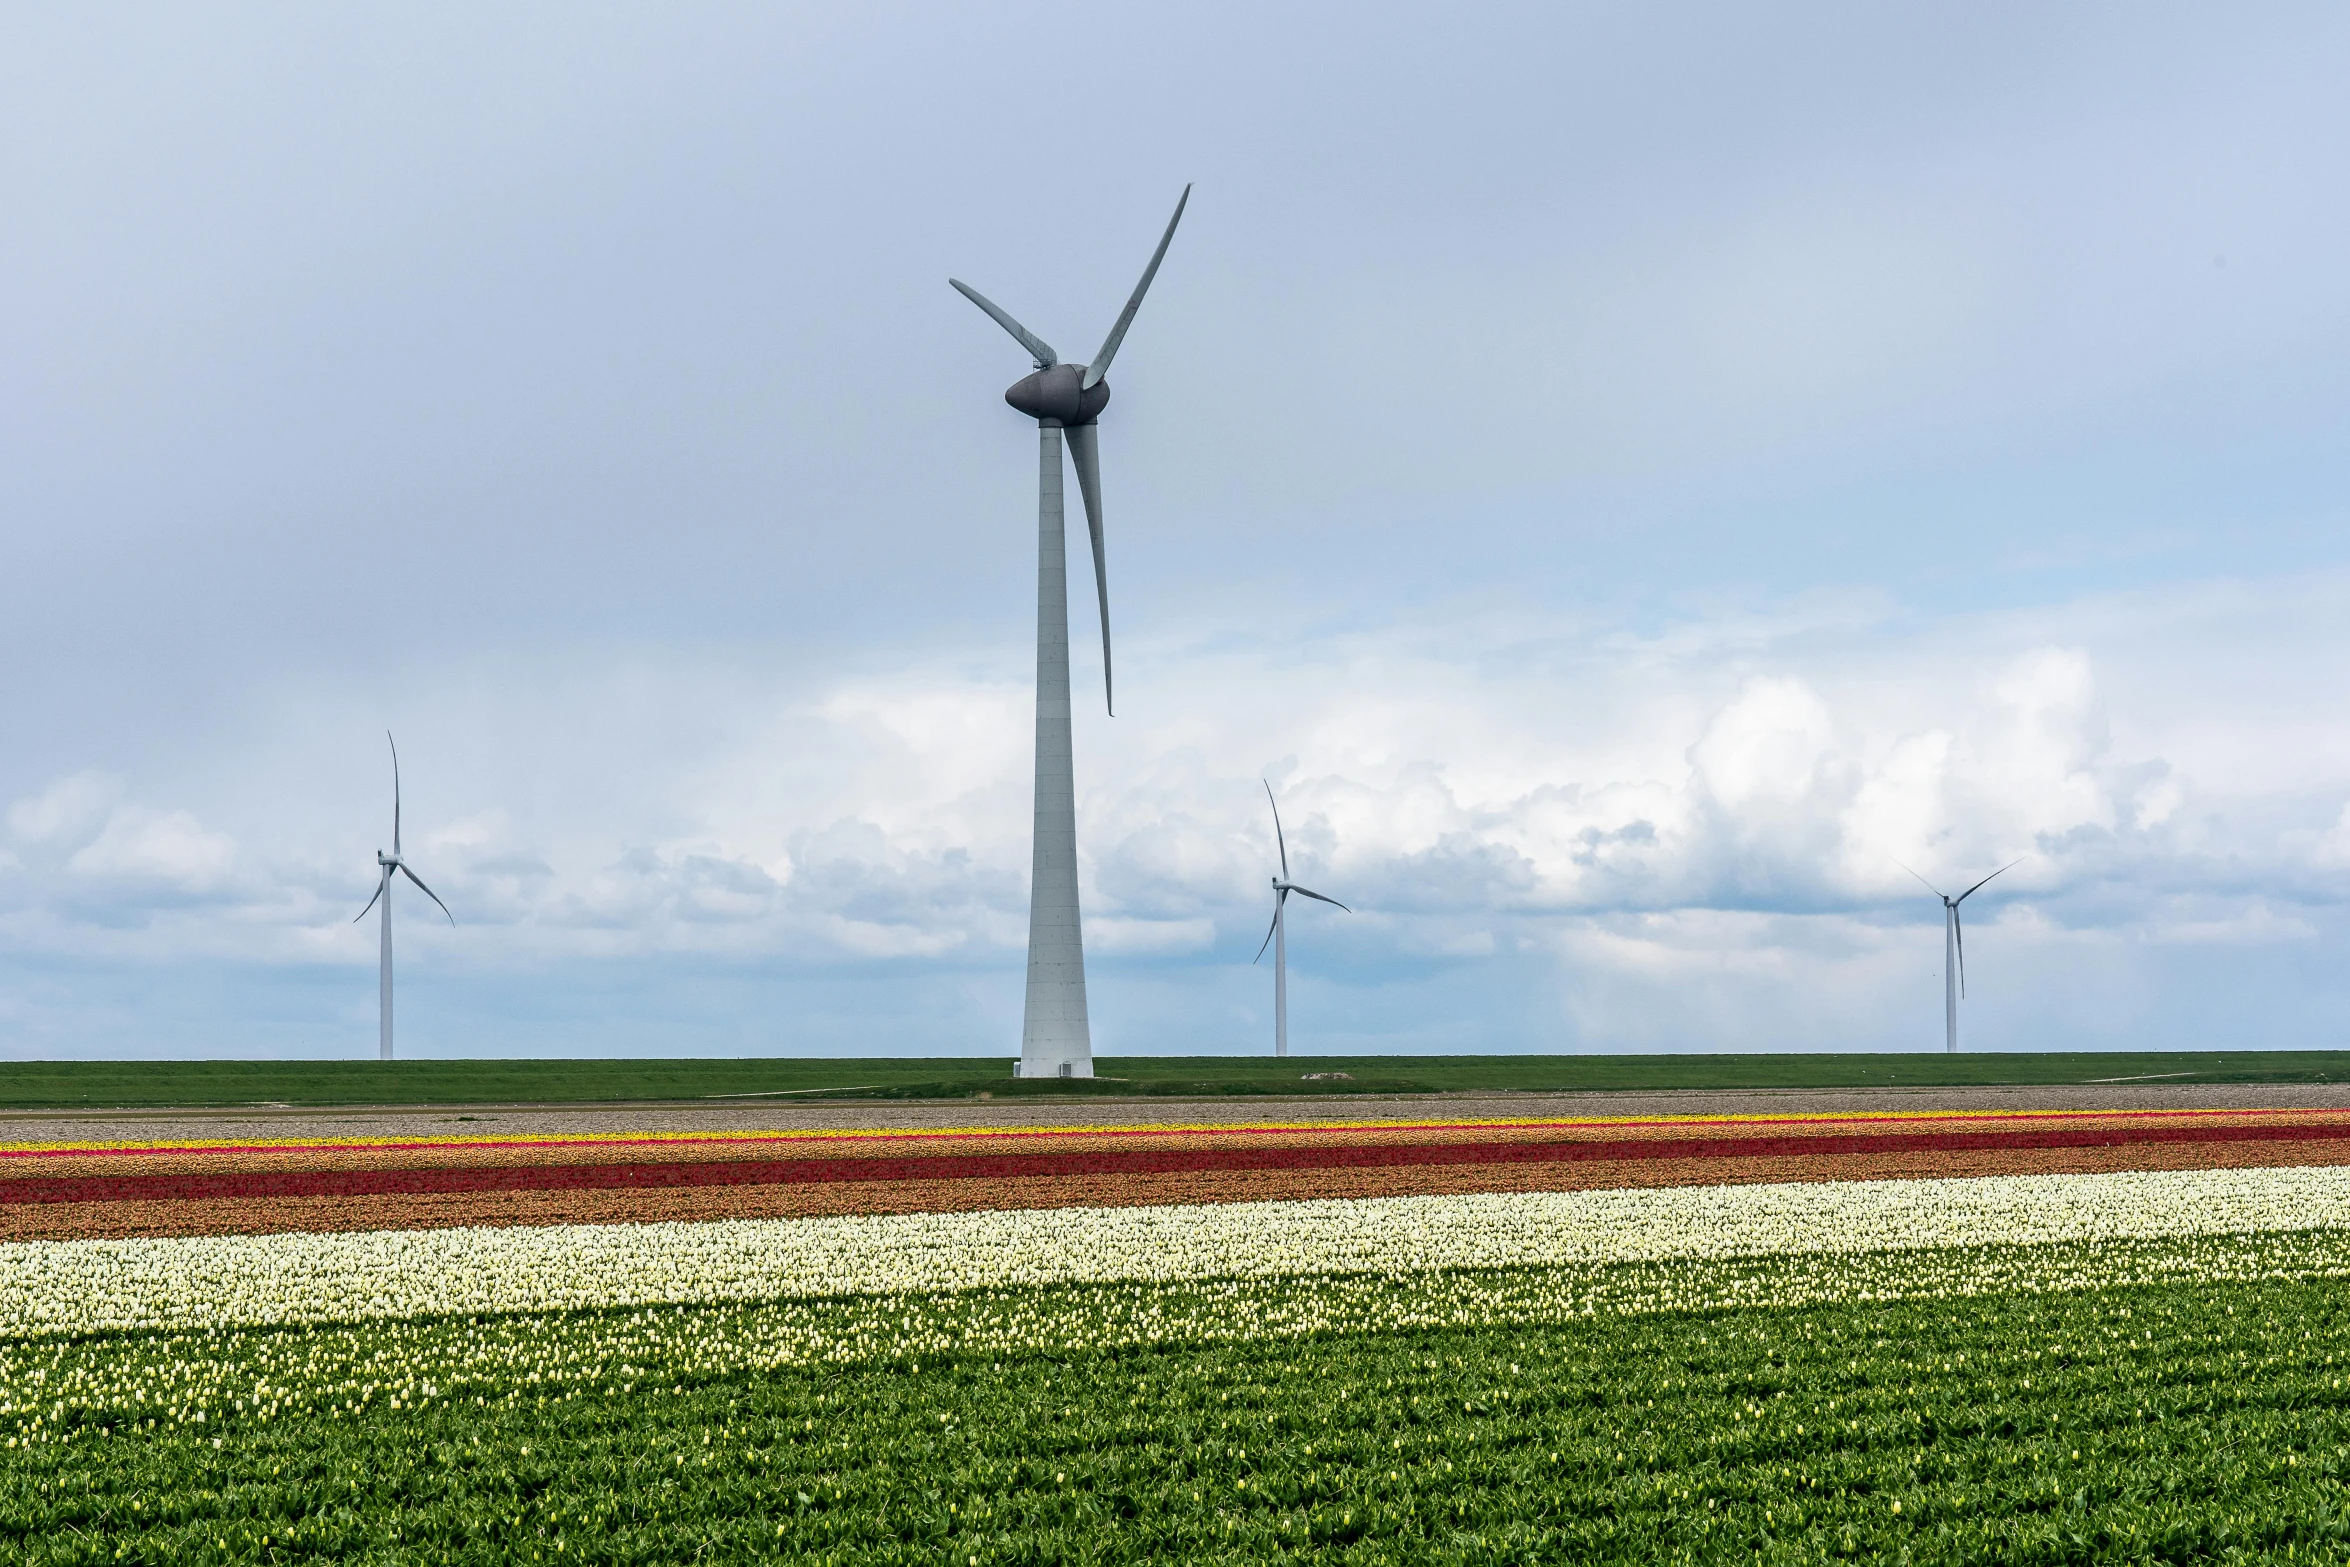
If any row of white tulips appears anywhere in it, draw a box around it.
[10,1224,2350,1445]
[5,1165,2349,1340]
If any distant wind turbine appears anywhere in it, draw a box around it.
[354,732,452,1061]
[1900,860,2018,1053]
[951,185,1191,1080]
[1254,782,1349,1058]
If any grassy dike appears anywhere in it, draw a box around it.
[7,1274,2350,1563]
[3,1050,2349,1110]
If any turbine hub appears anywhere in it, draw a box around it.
[1005,363,1109,426]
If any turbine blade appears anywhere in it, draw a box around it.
[387,731,402,858]
[399,863,455,925]
[1287,884,1350,913]
[1263,782,1292,880]
[1952,905,1968,999]
[949,279,1057,367]
[354,866,386,923]
[1894,859,1946,899]
[1954,858,2022,905]
[1081,184,1190,390]
[1252,890,1287,963]
[1064,422,1114,715]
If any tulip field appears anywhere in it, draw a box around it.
[10,1106,2350,1561]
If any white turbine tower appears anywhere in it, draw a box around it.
[952,186,1190,1080]
[1901,860,2018,1053]
[1254,782,1349,1059]
[355,732,453,1061]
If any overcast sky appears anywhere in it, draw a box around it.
[5,3,2348,1059]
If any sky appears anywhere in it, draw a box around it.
[3,2,2348,1060]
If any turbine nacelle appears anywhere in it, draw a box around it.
[1005,363,1110,426]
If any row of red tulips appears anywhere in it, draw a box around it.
[6,1116,2349,1207]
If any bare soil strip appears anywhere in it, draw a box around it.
[12,1113,2350,1209]
[10,1131,2350,1242]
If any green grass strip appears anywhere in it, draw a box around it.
[6,1049,2350,1108]
[9,1268,2350,1562]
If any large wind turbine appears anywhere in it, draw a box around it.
[354,733,453,1061]
[1254,782,1349,1059]
[952,185,1190,1080]
[1901,860,2018,1053]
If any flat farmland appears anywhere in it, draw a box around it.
[10,1092,2350,1561]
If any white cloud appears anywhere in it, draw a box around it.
[1691,675,1840,814]
[7,772,119,847]
[2143,904,2318,946]
[1088,916,1217,957]
[65,807,239,890]
[2319,803,2350,869]
[4,569,2348,1051]
[6,776,241,902]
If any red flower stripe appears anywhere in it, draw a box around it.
[7,1118,2350,1207]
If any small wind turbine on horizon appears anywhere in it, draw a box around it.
[1254,782,1349,1059]
[355,732,452,1061]
[951,185,1191,1080]
[1900,859,2019,1053]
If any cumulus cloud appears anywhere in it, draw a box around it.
[7,773,120,848]
[65,807,239,891]
[5,775,243,913]
[3,567,2347,1054]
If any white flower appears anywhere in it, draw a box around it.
[0,1164,2346,1341]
